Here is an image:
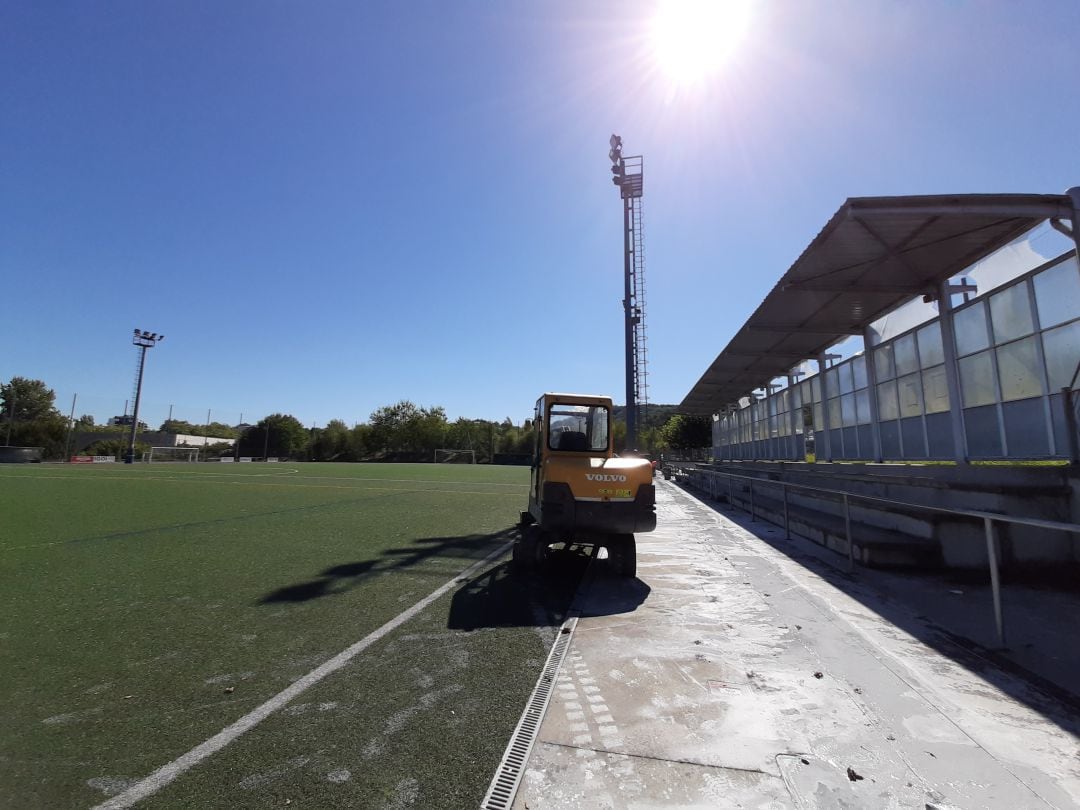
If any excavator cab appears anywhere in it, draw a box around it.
[515,393,656,577]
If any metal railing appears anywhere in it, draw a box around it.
[680,466,1080,648]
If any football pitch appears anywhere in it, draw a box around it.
[0,462,585,808]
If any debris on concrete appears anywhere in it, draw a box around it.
[509,482,1080,810]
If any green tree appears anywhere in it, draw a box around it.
[84,437,150,459]
[160,418,196,433]
[660,414,712,450]
[8,415,68,458]
[444,417,498,462]
[200,441,234,458]
[240,414,309,458]
[639,425,668,454]
[0,377,68,458]
[368,401,447,455]
[494,419,535,457]
[348,423,372,460]
[1,377,59,423]
[612,419,627,453]
[311,419,350,461]
[409,406,448,454]
[160,419,238,439]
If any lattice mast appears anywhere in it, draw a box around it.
[608,135,648,449]
[126,329,164,464]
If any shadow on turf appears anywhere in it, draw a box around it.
[447,545,651,631]
[260,560,380,602]
[259,530,651,630]
[259,529,518,605]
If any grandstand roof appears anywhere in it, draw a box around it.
[680,193,1075,415]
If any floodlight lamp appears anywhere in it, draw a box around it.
[134,328,141,335]
[609,134,622,149]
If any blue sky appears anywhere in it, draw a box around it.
[2,1,1078,429]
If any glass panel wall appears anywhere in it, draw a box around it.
[950,253,1079,458]
[711,252,1078,462]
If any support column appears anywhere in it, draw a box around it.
[1069,186,1080,266]
[937,279,969,464]
[1054,188,1080,463]
[817,355,833,462]
[862,328,884,462]
[725,406,735,462]
[787,374,800,460]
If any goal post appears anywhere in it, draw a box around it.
[434,448,476,464]
[143,446,200,463]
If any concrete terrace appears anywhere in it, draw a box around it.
[510,480,1080,809]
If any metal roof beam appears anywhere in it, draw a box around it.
[782,282,929,294]
[746,324,862,335]
[720,350,814,359]
[849,201,1072,220]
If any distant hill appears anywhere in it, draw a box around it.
[612,403,680,430]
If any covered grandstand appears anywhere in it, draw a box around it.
[679,190,1080,571]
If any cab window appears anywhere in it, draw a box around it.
[548,403,609,452]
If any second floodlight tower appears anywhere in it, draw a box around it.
[608,134,647,450]
[125,329,164,463]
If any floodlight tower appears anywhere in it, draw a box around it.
[125,329,164,463]
[608,134,647,450]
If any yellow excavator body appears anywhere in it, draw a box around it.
[515,393,656,577]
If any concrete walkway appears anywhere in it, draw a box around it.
[513,480,1080,809]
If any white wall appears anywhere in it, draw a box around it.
[172,433,236,448]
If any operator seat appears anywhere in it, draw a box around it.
[558,431,588,451]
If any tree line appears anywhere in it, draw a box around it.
[1,376,712,462]
[241,403,538,462]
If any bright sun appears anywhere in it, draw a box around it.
[651,0,755,85]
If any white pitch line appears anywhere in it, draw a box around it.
[93,539,515,810]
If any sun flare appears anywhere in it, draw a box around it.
[651,0,755,85]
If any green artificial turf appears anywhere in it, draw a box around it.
[0,462,578,808]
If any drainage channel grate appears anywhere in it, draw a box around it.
[480,615,578,810]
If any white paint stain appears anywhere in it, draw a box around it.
[387,776,419,809]
[326,768,351,783]
[204,672,254,685]
[87,777,137,796]
[42,713,78,725]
